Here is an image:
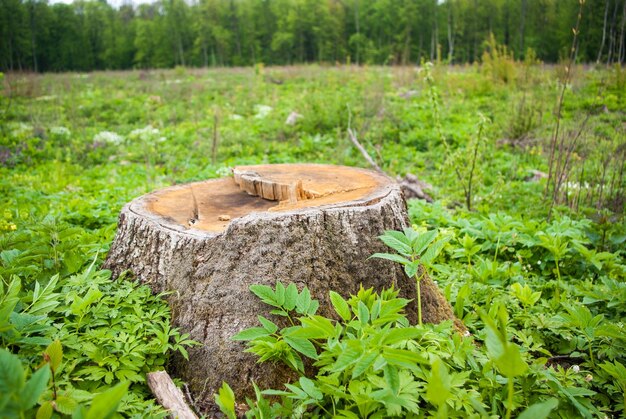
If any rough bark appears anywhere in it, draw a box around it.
[104,164,459,400]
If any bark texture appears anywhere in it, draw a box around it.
[104,164,459,400]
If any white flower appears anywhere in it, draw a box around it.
[230,114,244,121]
[10,123,32,137]
[537,260,542,265]
[94,131,124,145]
[50,126,71,138]
[254,105,273,119]
[128,125,164,143]
[572,365,580,373]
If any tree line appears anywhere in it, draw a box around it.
[1,0,625,72]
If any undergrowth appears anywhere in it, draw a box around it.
[219,215,626,417]
[0,61,624,416]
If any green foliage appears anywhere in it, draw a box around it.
[371,227,449,324]
[219,279,621,417]
[482,33,517,84]
[0,345,128,419]
[0,348,50,417]
[0,213,197,416]
[1,0,620,71]
[215,382,237,419]
[1,63,624,417]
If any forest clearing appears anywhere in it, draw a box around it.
[1,57,625,418]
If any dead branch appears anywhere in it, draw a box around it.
[147,370,198,419]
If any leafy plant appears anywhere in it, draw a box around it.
[371,227,449,325]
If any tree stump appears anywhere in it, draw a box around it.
[103,163,458,400]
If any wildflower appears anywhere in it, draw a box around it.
[94,131,124,145]
[572,365,580,373]
[254,105,273,119]
[128,125,165,143]
[537,260,542,265]
[585,374,593,382]
[50,126,71,138]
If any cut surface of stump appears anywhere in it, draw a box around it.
[103,163,460,402]
[147,164,390,232]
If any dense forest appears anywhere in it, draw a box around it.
[1,0,626,72]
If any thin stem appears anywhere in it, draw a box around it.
[493,234,501,263]
[466,120,484,211]
[416,278,422,326]
[505,378,514,419]
[555,257,562,301]
[588,342,595,368]
[51,365,57,401]
[545,0,585,214]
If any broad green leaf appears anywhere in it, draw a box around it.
[45,340,63,372]
[297,316,336,339]
[20,365,51,409]
[296,287,312,314]
[36,401,53,419]
[382,348,428,370]
[426,358,451,407]
[85,381,129,419]
[56,395,78,415]
[357,301,370,325]
[420,236,450,265]
[404,262,419,278]
[232,327,271,341]
[518,398,559,419]
[0,278,21,325]
[412,230,438,255]
[284,336,318,359]
[329,291,351,321]
[381,327,421,345]
[284,382,309,399]
[215,382,236,419]
[403,227,419,244]
[257,316,278,334]
[299,377,322,400]
[0,348,25,392]
[369,253,411,266]
[384,364,399,395]
[250,285,278,307]
[352,351,378,378]
[307,299,319,315]
[494,343,528,378]
[333,344,363,372]
[275,282,286,306]
[284,283,298,311]
[379,231,412,255]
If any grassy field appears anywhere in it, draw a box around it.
[1,62,625,417]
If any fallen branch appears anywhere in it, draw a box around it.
[347,127,384,174]
[147,371,198,419]
[346,121,432,202]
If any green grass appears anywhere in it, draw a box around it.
[0,63,624,417]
